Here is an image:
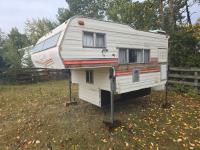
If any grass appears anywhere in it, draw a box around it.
[0,80,200,150]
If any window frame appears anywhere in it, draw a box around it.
[82,31,95,48]
[118,48,150,64]
[32,32,61,53]
[86,70,94,84]
[82,31,106,48]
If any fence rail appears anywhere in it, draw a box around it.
[0,68,68,84]
[168,67,200,87]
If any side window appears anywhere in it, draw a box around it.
[132,69,140,82]
[129,49,143,63]
[144,49,150,64]
[86,70,94,84]
[96,33,106,48]
[118,48,150,64]
[119,49,128,64]
[83,32,94,47]
[83,31,106,48]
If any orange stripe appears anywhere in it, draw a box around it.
[64,59,118,65]
[116,68,160,76]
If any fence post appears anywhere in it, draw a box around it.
[194,71,199,93]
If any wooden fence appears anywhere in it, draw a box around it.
[168,67,200,88]
[0,68,68,84]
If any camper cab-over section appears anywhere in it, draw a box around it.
[31,16,168,107]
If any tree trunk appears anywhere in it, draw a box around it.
[185,0,192,25]
[169,0,175,31]
[159,0,164,29]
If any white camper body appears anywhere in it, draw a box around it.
[31,16,168,107]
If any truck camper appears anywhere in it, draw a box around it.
[31,16,168,117]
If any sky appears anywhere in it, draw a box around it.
[0,0,67,33]
[0,0,200,33]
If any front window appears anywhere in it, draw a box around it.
[32,32,61,52]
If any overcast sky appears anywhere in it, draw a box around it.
[0,0,200,33]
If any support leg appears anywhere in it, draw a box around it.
[110,77,114,124]
[65,69,77,107]
[162,82,171,108]
[68,70,72,102]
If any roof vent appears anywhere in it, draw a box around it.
[149,29,166,34]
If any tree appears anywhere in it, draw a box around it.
[169,26,200,67]
[3,28,29,68]
[0,29,7,69]
[106,0,159,30]
[159,0,165,29]
[25,18,57,45]
[57,0,106,24]
[57,8,73,24]
[196,18,200,25]
[185,0,192,25]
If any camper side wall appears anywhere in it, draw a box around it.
[60,17,168,63]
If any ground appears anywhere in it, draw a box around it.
[0,80,200,150]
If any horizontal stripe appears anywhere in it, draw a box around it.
[64,59,118,65]
[116,68,160,76]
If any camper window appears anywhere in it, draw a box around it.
[144,49,150,63]
[83,32,106,48]
[32,32,61,52]
[119,48,150,64]
[83,32,94,47]
[96,33,105,48]
[119,49,128,64]
[129,49,143,63]
[86,70,94,84]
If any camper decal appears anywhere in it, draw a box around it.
[35,58,54,66]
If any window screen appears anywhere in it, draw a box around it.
[83,32,94,47]
[96,33,105,48]
[86,70,94,84]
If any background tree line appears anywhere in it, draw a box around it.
[0,0,200,69]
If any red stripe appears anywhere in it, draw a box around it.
[64,59,118,65]
[116,68,160,76]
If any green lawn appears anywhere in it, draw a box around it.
[0,80,200,150]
